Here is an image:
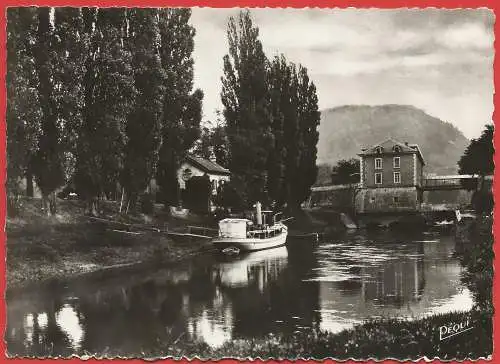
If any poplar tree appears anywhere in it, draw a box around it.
[33,7,64,214]
[75,8,136,214]
[292,66,320,208]
[157,8,203,206]
[122,8,165,209]
[6,8,41,204]
[267,57,320,210]
[221,10,272,206]
[267,55,290,207]
[52,8,87,187]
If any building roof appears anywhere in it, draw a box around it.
[358,138,425,165]
[185,155,231,175]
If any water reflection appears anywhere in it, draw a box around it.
[6,231,473,356]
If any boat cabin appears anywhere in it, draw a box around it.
[218,212,285,240]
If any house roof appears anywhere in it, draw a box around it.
[186,155,231,175]
[358,138,425,165]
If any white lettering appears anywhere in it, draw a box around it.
[439,319,473,341]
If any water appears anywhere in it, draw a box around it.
[6,230,473,356]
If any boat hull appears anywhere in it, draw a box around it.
[212,230,288,252]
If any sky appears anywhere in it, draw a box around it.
[189,8,494,139]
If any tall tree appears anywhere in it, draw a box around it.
[33,7,64,215]
[157,8,203,206]
[122,9,165,209]
[266,55,290,207]
[52,8,87,187]
[292,65,320,207]
[6,8,41,204]
[75,8,136,214]
[268,58,320,210]
[221,10,272,206]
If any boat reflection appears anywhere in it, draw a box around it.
[6,233,474,356]
[213,246,289,289]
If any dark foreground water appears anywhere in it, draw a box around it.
[6,230,473,356]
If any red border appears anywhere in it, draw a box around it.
[0,1,498,364]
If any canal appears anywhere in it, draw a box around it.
[6,230,474,357]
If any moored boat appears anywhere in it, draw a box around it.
[212,202,288,252]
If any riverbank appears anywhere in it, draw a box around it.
[6,198,211,289]
[158,309,490,360]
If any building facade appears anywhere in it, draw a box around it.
[177,155,231,195]
[356,138,425,215]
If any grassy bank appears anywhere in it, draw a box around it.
[6,198,211,289]
[151,309,489,360]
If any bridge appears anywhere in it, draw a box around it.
[422,175,484,191]
[307,175,492,212]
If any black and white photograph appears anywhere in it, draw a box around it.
[5,6,495,360]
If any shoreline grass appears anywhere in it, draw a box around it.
[6,198,210,290]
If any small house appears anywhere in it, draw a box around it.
[178,155,231,195]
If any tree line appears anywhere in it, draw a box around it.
[220,11,320,211]
[7,8,320,216]
[7,7,203,215]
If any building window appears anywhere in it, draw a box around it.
[375,158,382,169]
[393,196,399,203]
[375,173,382,185]
[394,172,401,184]
[393,146,401,153]
[393,157,400,169]
[375,147,383,154]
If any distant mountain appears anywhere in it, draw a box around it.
[317,105,469,176]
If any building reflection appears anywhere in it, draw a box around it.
[316,238,473,333]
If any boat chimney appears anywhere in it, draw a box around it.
[255,201,262,225]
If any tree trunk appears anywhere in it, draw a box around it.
[26,167,34,197]
[49,191,57,215]
[42,193,51,216]
[88,198,98,216]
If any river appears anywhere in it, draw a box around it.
[5,229,474,357]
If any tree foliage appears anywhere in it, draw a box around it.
[6,8,41,196]
[33,7,64,214]
[458,124,494,212]
[75,8,136,213]
[122,9,165,207]
[6,7,321,217]
[458,124,494,177]
[221,10,272,206]
[52,8,87,184]
[157,8,203,206]
[220,12,320,210]
[193,119,230,168]
[331,159,360,185]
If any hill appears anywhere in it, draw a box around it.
[317,105,469,177]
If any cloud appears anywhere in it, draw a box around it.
[437,22,494,50]
[191,8,494,138]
